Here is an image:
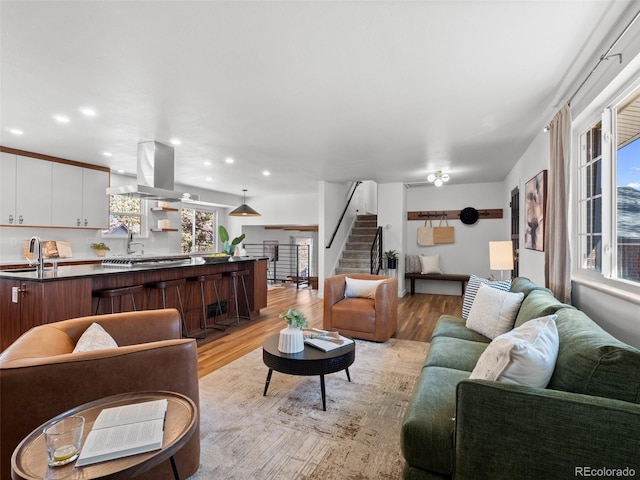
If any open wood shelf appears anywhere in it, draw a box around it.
[150,207,179,212]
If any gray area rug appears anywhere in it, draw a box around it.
[190,338,429,479]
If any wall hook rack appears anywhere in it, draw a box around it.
[407,208,503,221]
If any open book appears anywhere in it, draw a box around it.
[76,399,167,467]
[304,329,354,352]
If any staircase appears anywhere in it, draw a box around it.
[335,214,378,274]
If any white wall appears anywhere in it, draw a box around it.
[405,182,509,295]
[504,131,549,286]
[378,182,405,291]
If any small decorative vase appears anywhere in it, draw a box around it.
[278,325,304,353]
[96,250,107,258]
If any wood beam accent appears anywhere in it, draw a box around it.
[264,225,318,232]
[0,145,110,173]
[407,209,503,221]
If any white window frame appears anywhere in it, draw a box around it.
[180,205,219,254]
[104,196,148,238]
[572,72,640,301]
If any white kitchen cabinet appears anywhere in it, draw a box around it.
[51,163,83,227]
[0,152,17,225]
[81,167,109,228]
[15,155,52,226]
[52,163,109,228]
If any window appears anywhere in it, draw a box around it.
[104,196,144,236]
[576,88,640,287]
[615,94,640,283]
[181,208,216,253]
[578,122,602,272]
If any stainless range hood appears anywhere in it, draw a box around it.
[106,141,198,202]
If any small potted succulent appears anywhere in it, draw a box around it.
[384,250,398,270]
[278,308,308,353]
[90,242,110,257]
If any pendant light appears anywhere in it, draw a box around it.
[229,189,261,217]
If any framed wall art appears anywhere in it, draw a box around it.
[524,170,547,251]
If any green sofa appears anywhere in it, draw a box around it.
[401,277,640,480]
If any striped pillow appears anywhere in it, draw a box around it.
[462,274,511,320]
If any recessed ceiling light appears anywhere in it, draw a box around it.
[170,138,181,145]
[103,152,112,157]
[117,169,125,174]
[79,107,96,117]
[9,128,24,135]
[225,157,234,164]
[206,177,213,181]
[263,170,270,176]
[204,161,212,166]
[53,114,70,124]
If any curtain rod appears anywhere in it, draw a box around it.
[568,8,640,105]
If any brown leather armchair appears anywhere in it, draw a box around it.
[323,274,398,342]
[0,309,199,480]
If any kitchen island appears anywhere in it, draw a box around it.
[0,256,267,351]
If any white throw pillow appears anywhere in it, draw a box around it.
[470,315,559,388]
[466,283,524,339]
[419,254,442,274]
[462,274,511,319]
[73,322,118,353]
[344,277,385,299]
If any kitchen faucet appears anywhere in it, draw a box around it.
[126,231,144,255]
[28,236,44,275]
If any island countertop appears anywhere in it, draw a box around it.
[0,256,265,282]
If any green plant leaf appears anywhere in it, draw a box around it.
[218,225,229,243]
[231,233,246,246]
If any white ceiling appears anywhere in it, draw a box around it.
[0,1,636,198]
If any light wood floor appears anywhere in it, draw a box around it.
[196,284,462,378]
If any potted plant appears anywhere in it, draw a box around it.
[90,242,110,257]
[218,226,246,256]
[384,250,398,270]
[278,308,308,353]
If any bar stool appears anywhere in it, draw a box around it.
[146,278,202,339]
[227,269,251,324]
[93,285,144,315]
[187,274,225,334]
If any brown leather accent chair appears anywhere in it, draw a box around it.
[323,274,398,342]
[0,309,200,480]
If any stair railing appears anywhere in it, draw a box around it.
[370,226,383,274]
[326,180,362,249]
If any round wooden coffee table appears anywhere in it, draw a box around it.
[262,333,356,411]
[11,391,197,480]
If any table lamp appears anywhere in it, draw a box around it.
[489,241,514,280]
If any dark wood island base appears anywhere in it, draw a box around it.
[0,258,268,351]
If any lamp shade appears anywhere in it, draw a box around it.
[229,189,261,217]
[229,203,261,216]
[489,241,514,271]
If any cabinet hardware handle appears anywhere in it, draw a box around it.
[77,218,81,226]
[18,215,24,224]
[84,219,88,226]
[8,215,13,224]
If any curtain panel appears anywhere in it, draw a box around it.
[545,104,572,303]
